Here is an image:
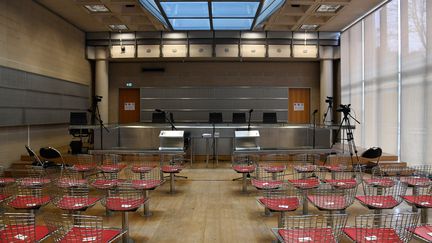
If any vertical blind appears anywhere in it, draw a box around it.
[341,0,432,164]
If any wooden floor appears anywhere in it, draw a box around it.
[34,161,427,243]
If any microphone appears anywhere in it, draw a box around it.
[313,109,318,114]
[155,109,165,113]
[249,109,254,113]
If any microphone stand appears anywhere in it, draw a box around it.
[312,110,317,149]
[247,109,253,131]
[167,112,176,131]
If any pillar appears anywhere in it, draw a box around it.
[95,47,109,123]
[320,46,334,124]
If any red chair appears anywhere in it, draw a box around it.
[232,155,256,193]
[161,156,186,194]
[257,185,301,227]
[363,166,397,189]
[71,154,97,178]
[55,167,87,188]
[0,166,15,188]
[0,212,51,242]
[7,183,51,214]
[322,170,362,189]
[127,166,163,216]
[102,185,146,242]
[272,214,348,243]
[410,224,432,242]
[44,213,125,243]
[307,185,357,213]
[343,213,419,243]
[402,185,432,224]
[287,165,323,215]
[16,166,52,188]
[356,181,407,214]
[251,166,284,190]
[52,186,101,213]
[97,154,126,179]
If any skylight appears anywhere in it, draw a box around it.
[139,0,286,30]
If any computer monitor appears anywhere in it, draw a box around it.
[209,112,223,123]
[152,112,166,123]
[70,112,87,125]
[232,113,246,123]
[263,112,277,123]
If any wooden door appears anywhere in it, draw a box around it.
[288,88,310,124]
[119,88,140,124]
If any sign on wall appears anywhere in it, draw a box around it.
[124,102,135,111]
[293,103,304,111]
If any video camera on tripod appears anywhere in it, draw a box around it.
[336,104,351,116]
[325,96,333,105]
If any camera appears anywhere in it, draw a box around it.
[336,104,351,114]
[93,95,102,103]
[325,96,333,104]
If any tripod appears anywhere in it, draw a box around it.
[90,96,109,150]
[331,105,360,168]
[323,97,334,125]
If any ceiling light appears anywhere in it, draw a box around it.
[300,24,319,31]
[84,5,110,13]
[109,24,128,31]
[316,4,341,13]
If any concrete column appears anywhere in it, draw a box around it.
[320,46,334,124]
[95,47,109,123]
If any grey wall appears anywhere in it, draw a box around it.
[109,61,321,123]
[0,66,90,126]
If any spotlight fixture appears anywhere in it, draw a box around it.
[300,24,319,31]
[316,4,342,13]
[84,4,110,13]
[108,24,128,31]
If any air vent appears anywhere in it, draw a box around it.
[291,4,300,7]
[125,4,135,8]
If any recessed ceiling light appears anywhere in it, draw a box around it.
[84,4,110,13]
[109,24,129,31]
[300,24,319,31]
[316,4,341,13]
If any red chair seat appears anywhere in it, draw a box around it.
[98,164,126,173]
[288,178,320,189]
[400,177,431,187]
[55,196,100,211]
[72,164,96,172]
[363,178,395,188]
[0,177,15,186]
[278,228,335,243]
[56,178,87,188]
[161,165,183,173]
[131,179,161,190]
[251,179,283,190]
[91,179,123,189]
[294,165,316,173]
[0,194,11,202]
[59,227,122,243]
[232,165,255,173]
[343,227,403,243]
[259,197,299,212]
[324,179,357,189]
[263,166,285,173]
[131,165,156,173]
[410,225,432,242]
[0,225,50,242]
[402,195,432,208]
[105,197,145,211]
[307,195,349,210]
[18,178,51,187]
[8,195,51,209]
[355,195,399,209]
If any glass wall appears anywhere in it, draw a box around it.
[341,0,432,164]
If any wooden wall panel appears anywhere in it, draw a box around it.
[288,88,311,124]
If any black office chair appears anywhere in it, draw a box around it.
[152,112,166,123]
[263,112,277,123]
[69,112,89,138]
[361,147,382,173]
[232,113,246,123]
[25,145,55,168]
[209,113,223,123]
[39,147,69,168]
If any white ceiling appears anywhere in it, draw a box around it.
[35,0,387,32]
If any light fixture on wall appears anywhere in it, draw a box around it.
[109,24,128,31]
[316,4,341,13]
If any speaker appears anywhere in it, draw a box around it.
[209,113,223,123]
[263,112,277,123]
[232,113,246,123]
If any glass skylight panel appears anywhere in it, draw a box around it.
[139,0,169,27]
[212,2,259,17]
[255,0,285,27]
[169,18,211,30]
[213,18,253,30]
[161,2,209,17]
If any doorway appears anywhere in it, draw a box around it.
[119,88,140,124]
[288,88,310,124]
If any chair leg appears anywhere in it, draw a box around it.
[122,211,133,243]
[278,211,285,228]
[264,207,272,216]
[302,190,308,215]
[421,208,428,224]
[242,173,247,193]
[170,173,175,193]
[143,190,151,217]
